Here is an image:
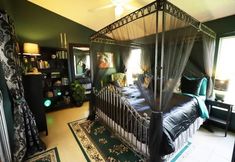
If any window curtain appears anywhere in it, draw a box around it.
[0,11,45,161]
[0,90,11,162]
[161,13,198,111]
[202,34,216,98]
[120,47,131,73]
[141,45,153,74]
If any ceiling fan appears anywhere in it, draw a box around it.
[89,0,147,19]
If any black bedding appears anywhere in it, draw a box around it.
[121,85,200,154]
[98,85,201,155]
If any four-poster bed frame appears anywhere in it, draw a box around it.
[89,0,216,161]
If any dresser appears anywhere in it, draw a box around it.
[22,74,48,135]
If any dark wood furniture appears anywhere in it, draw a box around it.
[22,74,48,135]
[39,47,72,111]
[205,100,233,137]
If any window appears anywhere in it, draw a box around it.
[215,36,235,104]
[126,49,142,85]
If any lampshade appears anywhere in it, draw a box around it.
[214,79,229,91]
[23,43,40,56]
[73,47,90,51]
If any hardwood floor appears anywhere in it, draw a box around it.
[40,102,89,162]
[40,102,235,162]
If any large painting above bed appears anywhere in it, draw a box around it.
[97,52,114,69]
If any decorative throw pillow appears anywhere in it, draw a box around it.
[181,76,203,95]
[143,74,153,89]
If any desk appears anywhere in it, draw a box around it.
[205,100,233,137]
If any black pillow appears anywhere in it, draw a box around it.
[181,76,202,95]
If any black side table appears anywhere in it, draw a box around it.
[205,100,233,137]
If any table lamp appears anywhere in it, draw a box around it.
[23,43,41,74]
[214,79,229,102]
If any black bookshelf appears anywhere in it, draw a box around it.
[38,47,72,111]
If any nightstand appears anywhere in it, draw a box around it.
[205,100,233,137]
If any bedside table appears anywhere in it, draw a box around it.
[205,100,233,137]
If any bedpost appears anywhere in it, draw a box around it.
[87,88,96,120]
[149,111,163,162]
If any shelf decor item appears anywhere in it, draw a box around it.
[38,47,70,111]
[59,32,67,48]
[70,80,85,107]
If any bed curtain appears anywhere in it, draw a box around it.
[90,0,216,161]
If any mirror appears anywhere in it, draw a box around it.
[69,43,91,81]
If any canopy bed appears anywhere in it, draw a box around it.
[89,0,216,161]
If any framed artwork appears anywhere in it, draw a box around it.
[97,52,114,68]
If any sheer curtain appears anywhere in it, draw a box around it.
[202,34,216,98]
[141,45,153,73]
[161,14,198,111]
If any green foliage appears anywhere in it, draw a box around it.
[70,80,85,103]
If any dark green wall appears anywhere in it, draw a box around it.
[205,15,235,36]
[1,0,95,47]
[0,0,14,18]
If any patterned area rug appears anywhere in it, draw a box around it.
[25,147,60,162]
[68,119,144,162]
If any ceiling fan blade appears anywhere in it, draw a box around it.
[123,4,138,11]
[88,4,114,12]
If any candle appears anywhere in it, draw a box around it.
[64,33,67,48]
[60,33,63,48]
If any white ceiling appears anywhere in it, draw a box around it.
[28,0,235,31]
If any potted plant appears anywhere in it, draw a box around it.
[70,80,85,107]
